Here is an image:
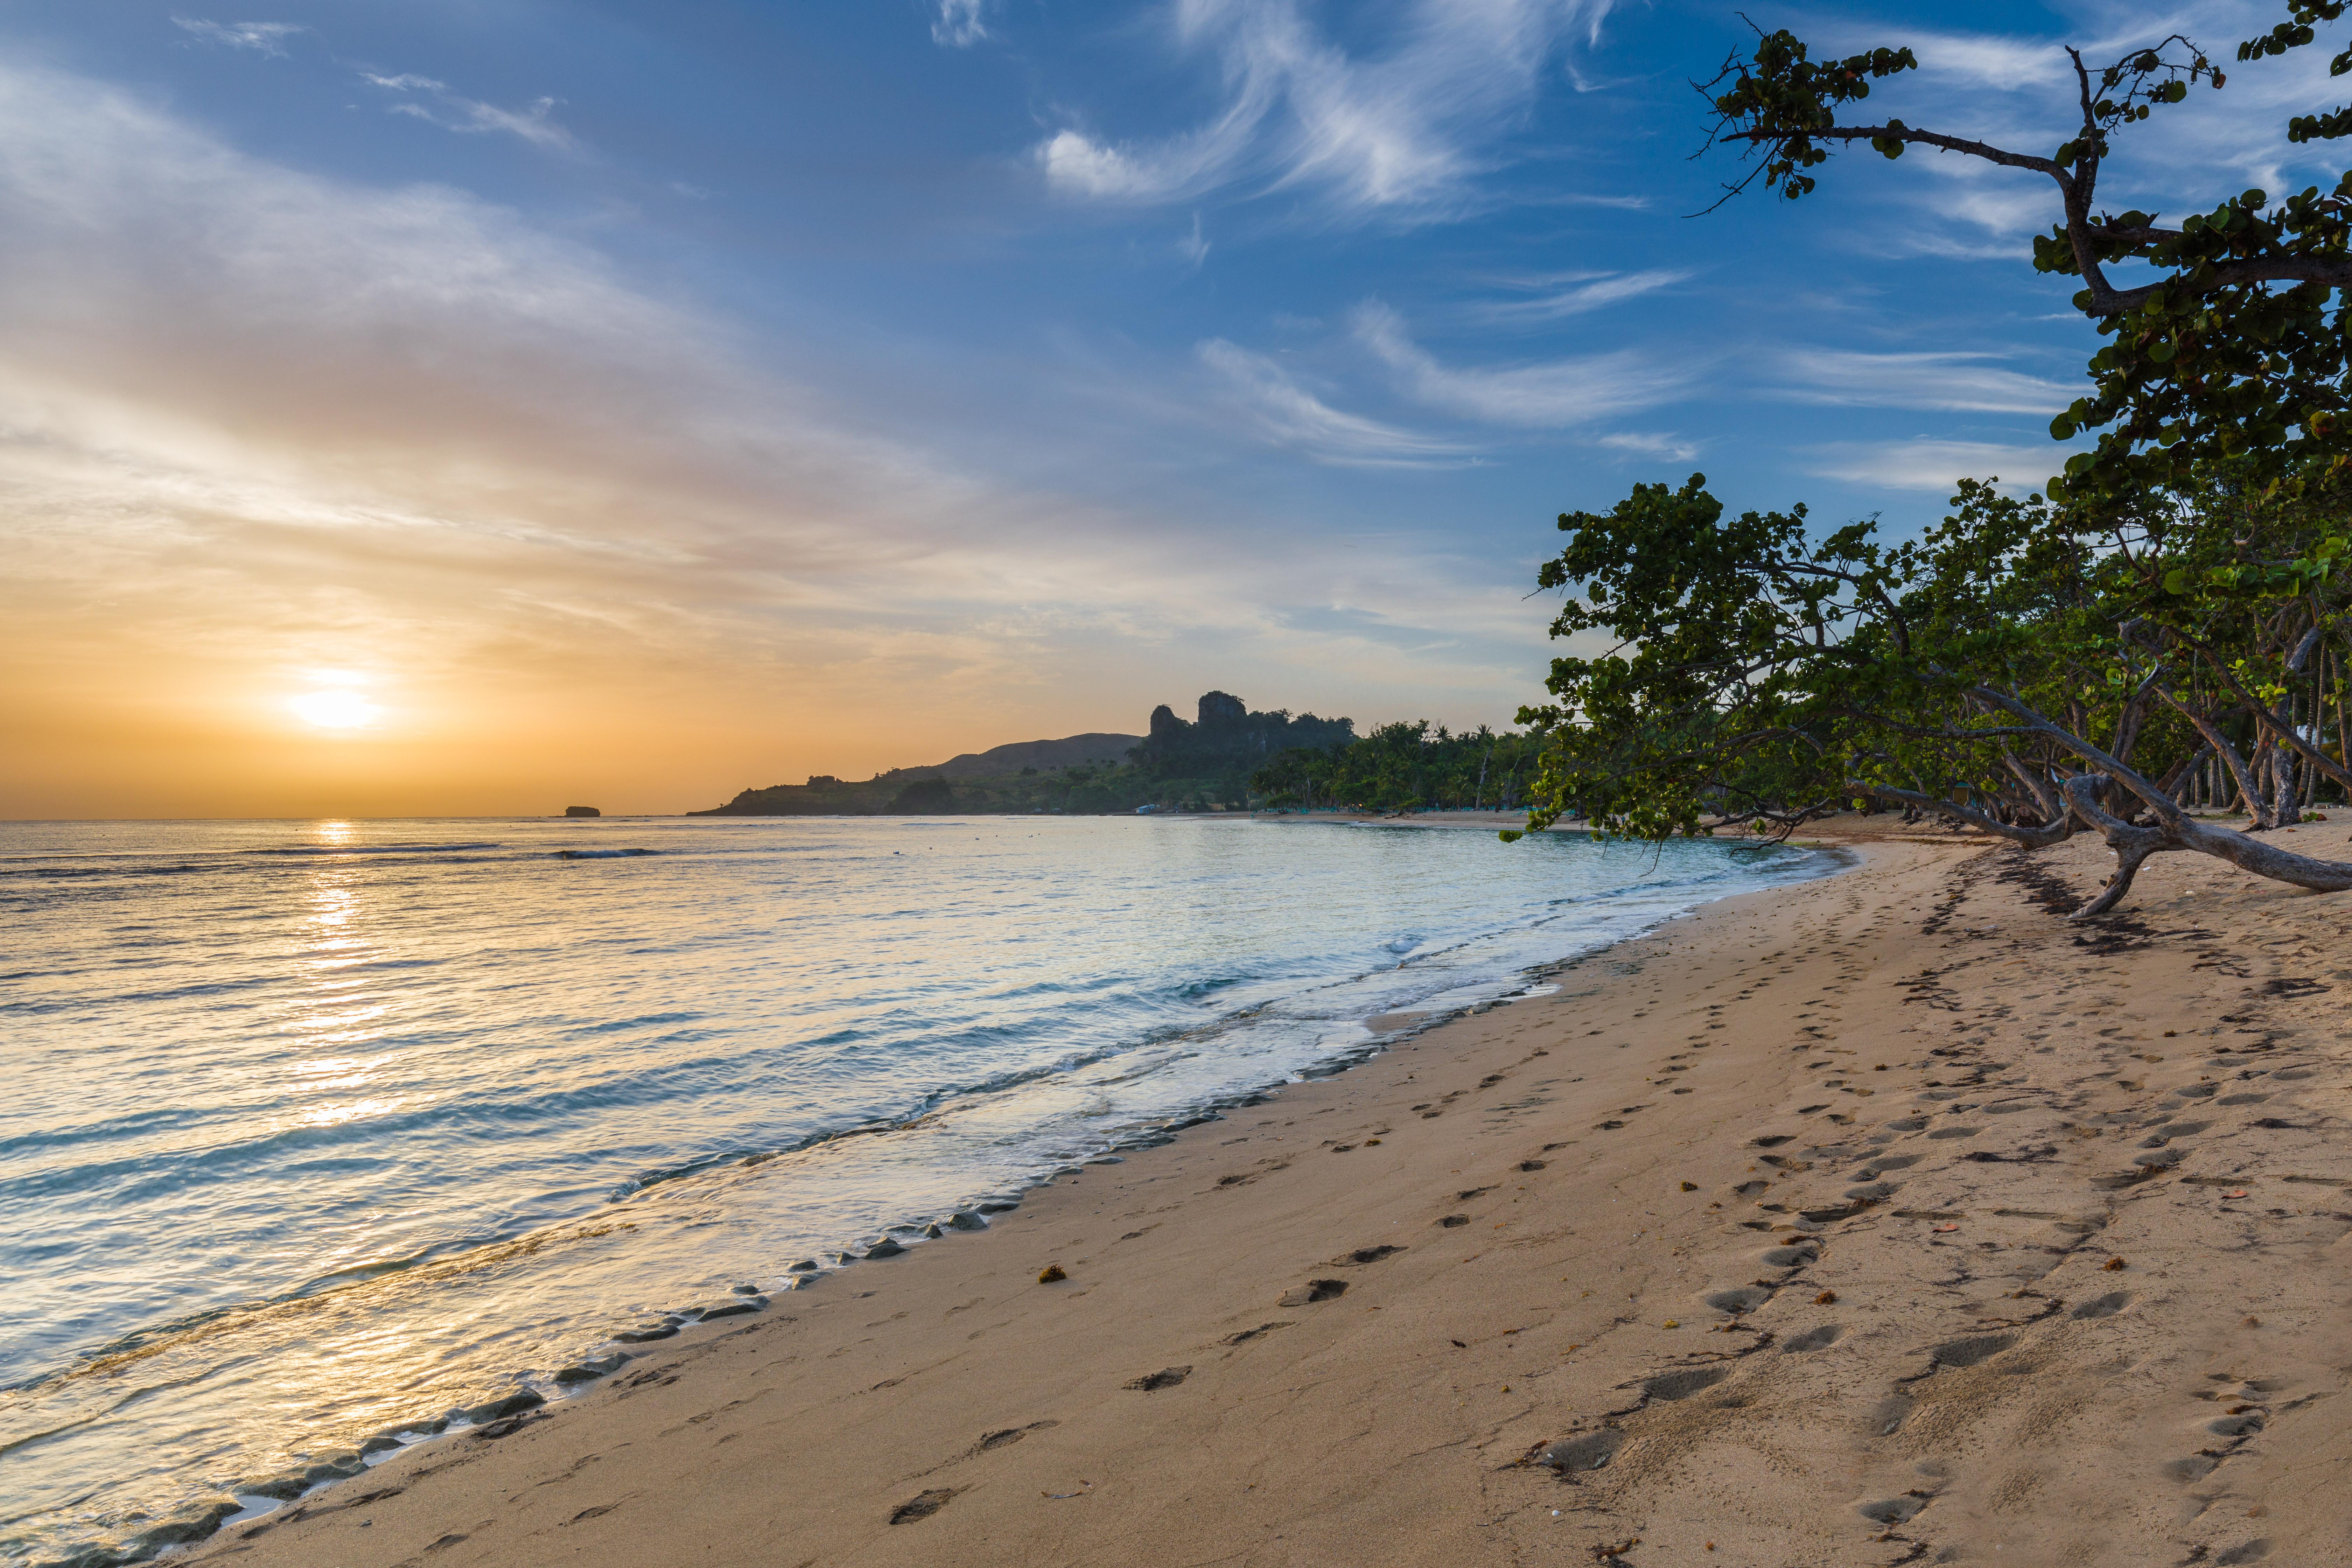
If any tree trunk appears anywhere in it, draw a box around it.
[1846,782,2073,847]
[1954,686,2352,911]
[2159,693,2268,826]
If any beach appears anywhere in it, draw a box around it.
[192,824,2352,1568]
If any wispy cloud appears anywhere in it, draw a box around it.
[1598,431,1698,461]
[1473,267,1691,323]
[1037,0,1619,216]
[932,0,990,47]
[1197,338,1466,465]
[365,73,574,151]
[173,18,303,56]
[1354,302,1688,427]
[1178,212,1210,269]
[1779,349,2078,414]
[1803,438,2068,493]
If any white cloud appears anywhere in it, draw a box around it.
[366,74,574,152]
[1354,301,1687,427]
[1197,338,1466,465]
[932,0,990,47]
[1779,349,2078,414]
[1177,212,1210,269]
[173,18,303,56]
[1474,267,1691,323]
[1803,438,2068,493]
[1036,0,1619,215]
[1597,431,1698,461]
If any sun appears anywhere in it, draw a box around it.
[289,689,383,729]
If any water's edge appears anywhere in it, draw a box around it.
[59,841,1858,1568]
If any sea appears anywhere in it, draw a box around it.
[0,814,1836,1564]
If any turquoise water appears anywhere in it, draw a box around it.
[0,815,1830,1563]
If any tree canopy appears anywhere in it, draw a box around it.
[1515,463,2352,913]
[1702,6,2352,513]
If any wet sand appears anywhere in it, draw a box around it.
[196,823,2352,1568]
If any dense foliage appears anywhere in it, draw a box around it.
[1250,722,1542,812]
[1513,469,2352,914]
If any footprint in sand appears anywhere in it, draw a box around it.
[1640,1366,1729,1402]
[1332,1245,1404,1265]
[1277,1279,1349,1306]
[1926,1332,2014,1370]
[1222,1322,1291,1345]
[1124,1366,1191,1392]
[889,1488,959,1525]
[1535,1429,1625,1474]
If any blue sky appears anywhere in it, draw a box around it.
[2,1,2342,813]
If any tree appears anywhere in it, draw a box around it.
[1523,10,2352,912]
[1702,8,2352,511]
[1512,472,2352,917]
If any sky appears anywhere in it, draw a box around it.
[2,0,2344,817]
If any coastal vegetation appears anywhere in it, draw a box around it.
[1514,7,2352,917]
[1248,721,1544,813]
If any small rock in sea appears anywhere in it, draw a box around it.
[690,1297,765,1320]
[463,1390,546,1425]
[732,1283,761,1295]
[946,1211,988,1231]
[614,1322,679,1343]
[864,1239,907,1259]
[124,1497,244,1552]
[240,1473,313,1502]
[359,1434,404,1455]
[977,1200,1020,1214]
[923,1224,944,1239]
[554,1354,628,1384]
[787,1259,820,1272]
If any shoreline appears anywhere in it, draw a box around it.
[18,828,1837,1568]
[178,822,2352,1563]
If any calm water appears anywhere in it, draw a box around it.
[0,815,1831,1563]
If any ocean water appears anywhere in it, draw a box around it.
[0,815,1833,1564]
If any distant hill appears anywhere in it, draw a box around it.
[899,732,1141,780]
[690,697,1354,816]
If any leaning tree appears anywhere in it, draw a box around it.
[1511,6,2352,916]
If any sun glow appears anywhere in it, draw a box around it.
[289,688,383,730]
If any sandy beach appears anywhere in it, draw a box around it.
[193,823,2352,1568]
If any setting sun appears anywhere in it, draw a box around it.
[289,690,382,730]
